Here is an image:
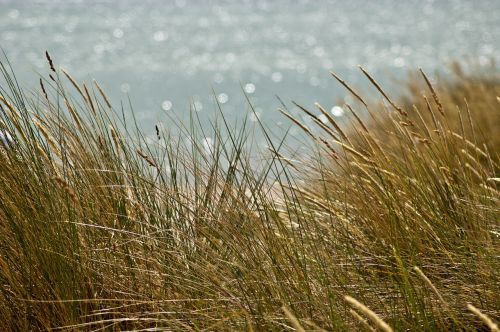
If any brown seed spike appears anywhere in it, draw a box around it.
[93,79,112,109]
[419,69,444,116]
[155,125,161,140]
[39,79,48,100]
[45,51,56,72]
[278,108,316,141]
[467,304,500,332]
[53,176,78,205]
[330,71,367,107]
[137,149,158,168]
[83,83,96,116]
[61,68,85,98]
[359,66,407,116]
[345,104,369,132]
[344,295,393,332]
[314,102,348,141]
[292,101,339,140]
[64,99,82,132]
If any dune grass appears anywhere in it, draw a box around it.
[0,54,498,331]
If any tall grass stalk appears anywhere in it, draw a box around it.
[0,54,498,330]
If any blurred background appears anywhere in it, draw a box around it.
[0,0,498,135]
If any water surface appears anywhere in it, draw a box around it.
[0,0,498,138]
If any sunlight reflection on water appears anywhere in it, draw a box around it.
[0,0,498,139]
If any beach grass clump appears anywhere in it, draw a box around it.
[0,54,498,331]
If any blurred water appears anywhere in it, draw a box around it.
[0,0,498,137]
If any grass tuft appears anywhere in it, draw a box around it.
[0,56,498,330]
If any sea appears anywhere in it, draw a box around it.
[0,0,498,142]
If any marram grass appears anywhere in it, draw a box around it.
[0,54,498,331]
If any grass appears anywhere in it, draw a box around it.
[0,54,498,331]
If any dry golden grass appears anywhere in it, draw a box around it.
[0,55,498,331]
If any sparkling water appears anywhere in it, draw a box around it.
[1,0,498,134]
